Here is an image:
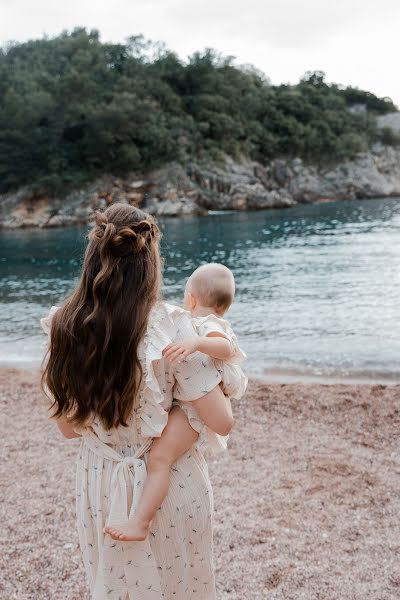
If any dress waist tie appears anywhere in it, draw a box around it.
[82,430,163,600]
[83,429,153,526]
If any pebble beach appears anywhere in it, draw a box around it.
[1,368,400,599]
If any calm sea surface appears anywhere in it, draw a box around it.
[1,197,399,381]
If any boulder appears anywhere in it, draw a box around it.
[143,196,206,217]
[126,192,143,205]
[46,214,80,227]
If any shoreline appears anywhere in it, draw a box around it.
[2,145,400,228]
[258,368,400,386]
[1,193,400,230]
[2,363,399,387]
[1,368,400,598]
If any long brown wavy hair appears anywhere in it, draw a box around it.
[42,203,162,430]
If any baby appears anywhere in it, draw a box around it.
[105,263,247,542]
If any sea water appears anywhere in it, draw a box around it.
[1,197,399,381]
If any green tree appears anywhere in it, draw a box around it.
[0,31,397,194]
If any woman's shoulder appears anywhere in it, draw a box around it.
[40,302,191,338]
[149,302,205,349]
[154,301,190,319]
[149,301,193,330]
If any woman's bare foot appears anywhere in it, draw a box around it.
[103,516,150,542]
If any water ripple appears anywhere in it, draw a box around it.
[1,197,400,378]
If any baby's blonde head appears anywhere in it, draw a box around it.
[185,263,235,316]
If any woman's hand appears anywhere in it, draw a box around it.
[163,337,199,364]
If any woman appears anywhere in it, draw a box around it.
[41,203,233,600]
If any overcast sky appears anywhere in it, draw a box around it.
[2,0,400,106]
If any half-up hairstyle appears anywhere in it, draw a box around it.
[42,203,161,430]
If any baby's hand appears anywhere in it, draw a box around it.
[163,338,199,364]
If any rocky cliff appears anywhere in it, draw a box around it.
[1,141,400,228]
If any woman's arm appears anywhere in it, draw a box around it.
[190,384,234,436]
[54,415,81,439]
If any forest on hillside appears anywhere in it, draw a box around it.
[0,28,398,194]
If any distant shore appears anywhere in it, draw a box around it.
[2,141,400,228]
[1,367,400,598]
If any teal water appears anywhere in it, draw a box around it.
[1,197,400,380]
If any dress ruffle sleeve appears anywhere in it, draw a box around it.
[40,305,60,336]
[137,302,179,438]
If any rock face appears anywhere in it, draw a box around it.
[1,142,400,228]
[377,112,400,134]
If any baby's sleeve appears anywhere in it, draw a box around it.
[225,328,247,365]
[196,316,230,339]
[195,315,247,365]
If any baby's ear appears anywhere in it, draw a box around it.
[188,291,197,311]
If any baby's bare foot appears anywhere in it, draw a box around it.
[104,517,150,542]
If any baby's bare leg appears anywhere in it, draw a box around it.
[104,406,198,542]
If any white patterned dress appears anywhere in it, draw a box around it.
[41,302,222,600]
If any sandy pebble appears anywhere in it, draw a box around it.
[1,369,400,599]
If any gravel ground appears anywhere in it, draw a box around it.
[1,368,400,599]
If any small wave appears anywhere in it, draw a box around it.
[260,367,400,385]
